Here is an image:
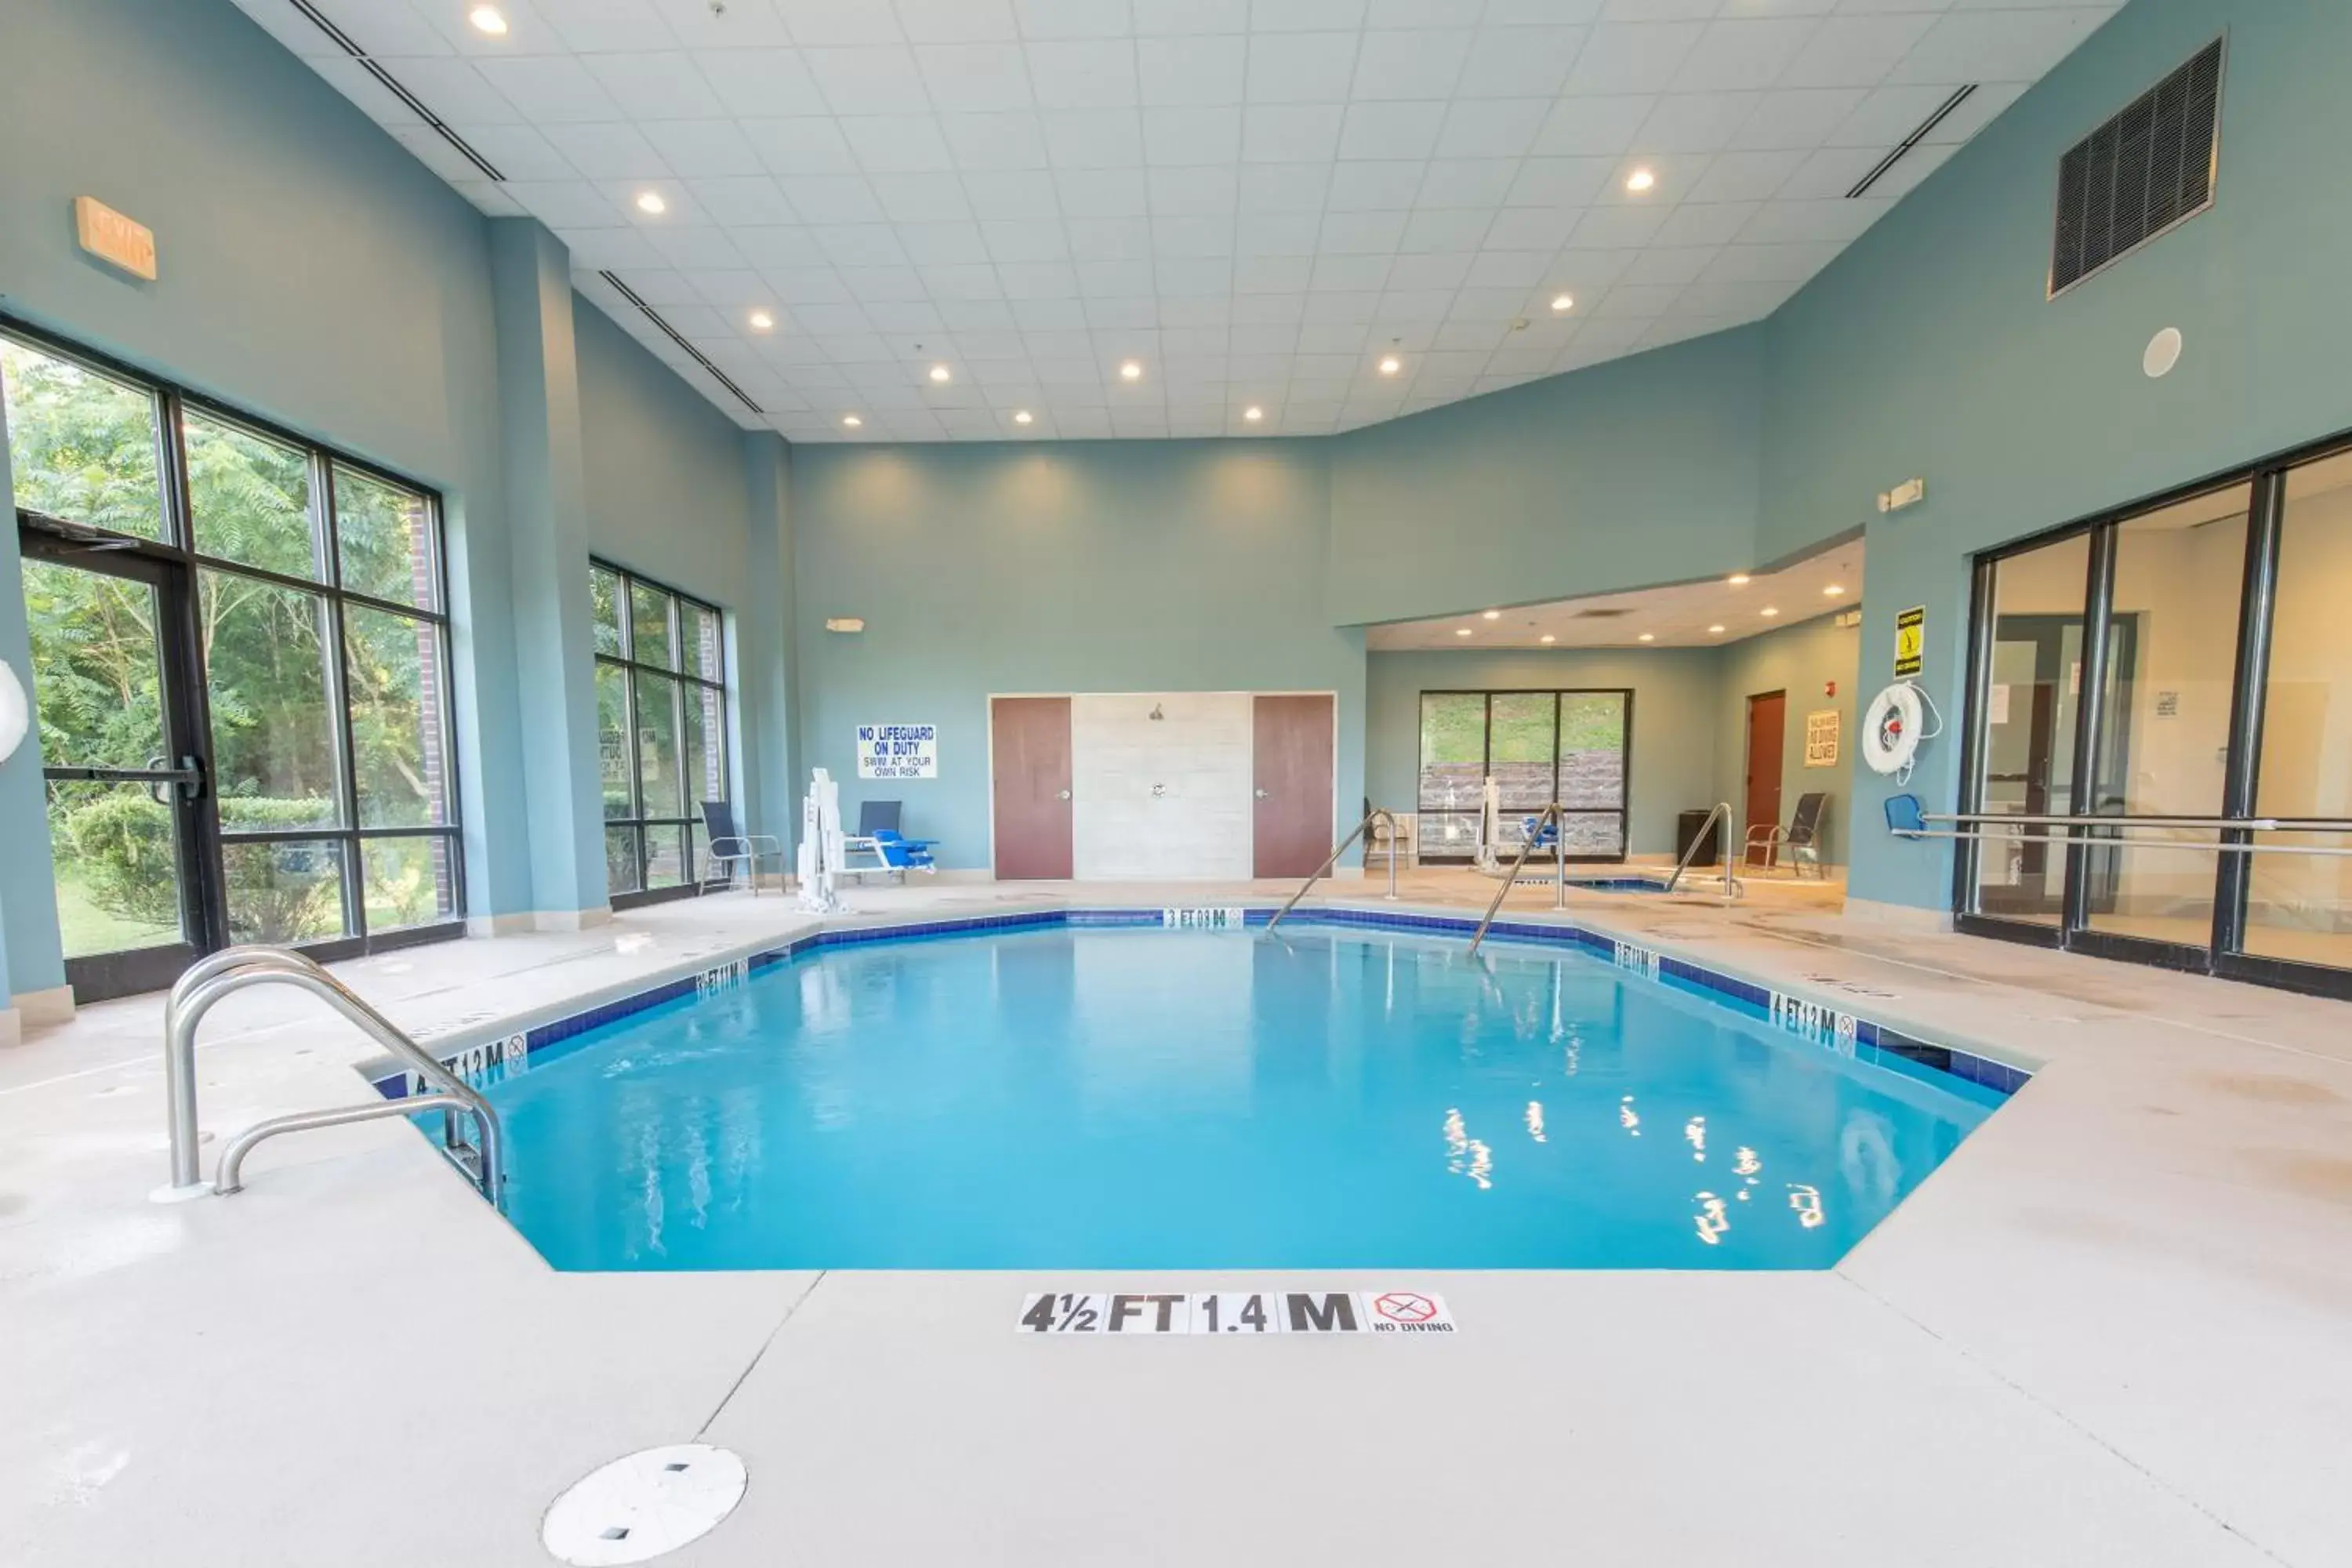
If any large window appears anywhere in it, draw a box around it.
[1417,690,1631,862]
[5,323,459,998]
[1958,441,2352,997]
[593,561,727,905]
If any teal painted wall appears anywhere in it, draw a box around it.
[1712,612,1864,869]
[792,441,1365,869]
[1763,0,2352,909]
[1327,328,1764,627]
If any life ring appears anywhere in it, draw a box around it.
[0,659,28,764]
[1862,683,1924,778]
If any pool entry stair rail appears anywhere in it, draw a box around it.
[1468,803,1571,954]
[1665,801,1744,903]
[157,945,504,1207]
[1267,806,1401,931]
[1886,794,2352,856]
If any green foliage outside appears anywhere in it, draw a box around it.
[5,341,448,949]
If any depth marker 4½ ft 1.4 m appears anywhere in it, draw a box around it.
[1016,1291,1455,1336]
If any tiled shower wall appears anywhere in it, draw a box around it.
[1071,693,1254,880]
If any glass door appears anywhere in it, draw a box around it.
[20,534,218,1000]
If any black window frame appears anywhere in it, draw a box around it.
[1954,426,2352,1002]
[1414,688,1635,865]
[592,558,729,909]
[4,313,466,979]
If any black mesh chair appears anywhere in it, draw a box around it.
[1744,792,1830,879]
[856,800,902,837]
[700,800,782,895]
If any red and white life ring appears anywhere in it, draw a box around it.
[1862,683,1925,778]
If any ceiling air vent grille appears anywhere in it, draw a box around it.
[2050,36,2223,297]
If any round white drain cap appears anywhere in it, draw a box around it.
[542,1444,746,1566]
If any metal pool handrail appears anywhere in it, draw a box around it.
[1468,803,1569,955]
[159,944,503,1207]
[1267,807,1400,931]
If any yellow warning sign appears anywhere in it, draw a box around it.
[1893,606,1926,679]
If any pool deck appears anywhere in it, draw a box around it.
[4,870,2348,1566]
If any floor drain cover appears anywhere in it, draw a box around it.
[542,1444,746,1566]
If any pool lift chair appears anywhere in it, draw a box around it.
[842,799,939,883]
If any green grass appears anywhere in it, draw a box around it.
[52,868,179,960]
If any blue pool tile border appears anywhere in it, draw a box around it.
[370,905,2033,1105]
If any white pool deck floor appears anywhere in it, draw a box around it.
[4,869,2349,1567]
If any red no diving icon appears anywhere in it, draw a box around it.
[1372,1292,1437,1323]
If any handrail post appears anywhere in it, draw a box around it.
[1470,803,1559,954]
[1369,807,1401,901]
[1269,810,1378,931]
[1555,804,1567,910]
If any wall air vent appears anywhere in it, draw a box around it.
[2050,36,2223,298]
[597,273,766,416]
[285,1,505,181]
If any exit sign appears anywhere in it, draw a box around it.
[74,197,157,281]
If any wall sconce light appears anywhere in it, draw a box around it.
[823,617,865,633]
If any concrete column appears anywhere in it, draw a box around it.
[489,219,608,927]
[0,390,73,1034]
[735,431,800,862]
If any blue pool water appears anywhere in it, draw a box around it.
[475,927,1998,1272]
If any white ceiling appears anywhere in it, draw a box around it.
[1367,535,1861,648]
[232,0,2126,444]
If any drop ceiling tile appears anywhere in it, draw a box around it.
[1829,83,1968,149]
[543,120,673,178]
[1149,165,1240,216]
[842,114,955,171]
[760,265,856,302]
[739,117,859,174]
[645,223,753,268]
[983,218,1072,262]
[1247,34,1362,104]
[1152,206,1234,246]
[1158,256,1236,294]
[940,297,1021,330]
[1635,93,1762,154]
[1433,318,1513,350]
[1651,199,1759,245]
[1619,243,1723,286]
[779,173,890,222]
[1239,162,1332,212]
[473,55,629,122]
[1235,255,1315,292]
[392,125,499,183]
[1134,0,1249,35]
[894,0,1018,43]
[309,0,459,56]
[1464,250,1548,288]
[917,263,1006,299]
[1080,257,1159,295]
[1309,253,1394,292]
[965,169,1064,218]
[942,111,1051,169]
[731,227,831,267]
[1595,151,1710,201]
[1525,94,1649,158]
[1777,14,1938,89]
[1338,100,1448,161]
[1056,169,1152,218]
[509,178,631,227]
[1738,85,1869,150]
[691,49,830,116]
[1137,35,1248,107]
[803,45,932,114]
[1237,211,1323,256]
[1435,98,1550,159]
[1067,215,1154,258]
[637,119,767,176]
[1319,209,1410,253]
[561,227,667,268]
[1506,155,1617,206]
[868,173,970,223]
[790,301,879,335]
[1920,80,2024,144]
[1026,40,1140,109]
[845,265,931,300]
[1244,104,1346,164]
[1325,160,1426,211]
[1775,145,1879,200]
[1016,0,1134,41]
[774,0,903,46]
[1384,251,1474,290]
[1350,30,1473,100]
[687,176,800,224]
[1457,25,1588,98]
[1397,207,1492,253]
[1000,261,1083,297]
[915,43,1035,111]
[1415,158,1519,209]
[1087,296,1160,328]
[452,180,532,216]
[1566,22,1704,95]
[1145,105,1245,165]
[1892,9,2110,85]
[1686,148,1804,203]
[1672,17,1822,93]
[1297,321,1370,353]
[1255,0,1370,31]
[650,0,790,49]
[1570,205,1668,248]
[1040,108,1146,168]
[1482,206,1581,251]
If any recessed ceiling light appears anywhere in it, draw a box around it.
[1378,355,1401,376]
[1761,606,1780,618]
[1824,583,1845,597]
[841,414,862,428]
[1727,572,1750,586]
[1243,405,1263,422]
[1625,168,1656,193]
[468,5,507,36]
[748,310,774,332]
[633,191,666,215]
[1708,623,1726,635]
[1551,294,1573,312]
[1538,633,1556,644]
[1455,627,1473,637]
[1482,609,1501,620]
[1014,409,1033,424]
[1638,633,1655,642]
[928,364,950,383]
[1120,360,1143,380]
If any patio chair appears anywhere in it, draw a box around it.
[1745,791,1830,879]
[699,800,782,895]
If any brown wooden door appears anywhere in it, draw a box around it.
[991,697,1073,879]
[1252,694,1335,878]
[1744,690,1786,866]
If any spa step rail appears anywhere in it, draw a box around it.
[1267,807,1402,931]
[1664,801,1744,903]
[157,945,504,1207]
[1468,803,1571,955]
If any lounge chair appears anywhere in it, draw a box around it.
[1745,792,1830,879]
[699,800,782,895]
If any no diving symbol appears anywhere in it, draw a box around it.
[1372,1292,1437,1324]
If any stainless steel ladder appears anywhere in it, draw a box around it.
[1664,800,1744,903]
[157,945,503,1206]
[1468,802,1571,953]
[1265,807,1401,931]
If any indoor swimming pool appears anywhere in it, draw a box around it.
[442,920,2007,1272]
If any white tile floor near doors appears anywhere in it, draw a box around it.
[2,875,2348,1566]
